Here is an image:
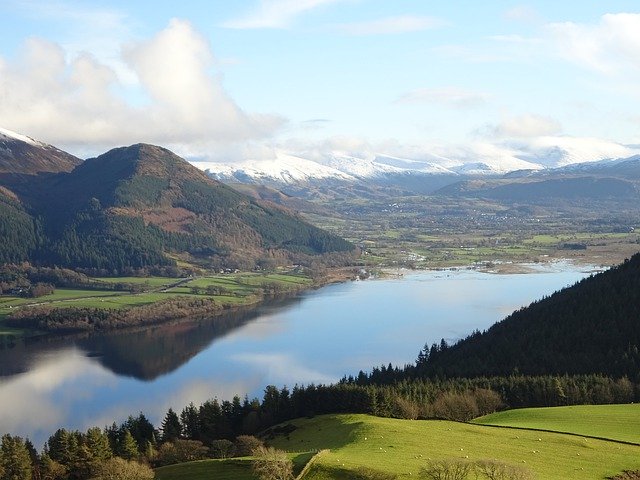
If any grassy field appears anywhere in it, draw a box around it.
[264,414,640,480]
[93,276,180,286]
[155,452,315,480]
[0,271,313,335]
[474,404,640,444]
[155,458,254,480]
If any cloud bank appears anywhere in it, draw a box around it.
[0,19,283,153]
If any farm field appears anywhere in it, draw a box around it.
[474,404,640,444]
[0,271,313,334]
[264,414,640,480]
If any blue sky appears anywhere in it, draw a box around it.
[1,0,639,166]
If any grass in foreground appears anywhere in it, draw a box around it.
[265,414,640,480]
[154,452,314,480]
[155,458,254,480]
[474,404,640,444]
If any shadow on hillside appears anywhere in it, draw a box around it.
[267,415,365,452]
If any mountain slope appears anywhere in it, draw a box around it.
[437,176,640,202]
[39,144,354,270]
[416,254,640,378]
[0,138,354,271]
[0,127,81,175]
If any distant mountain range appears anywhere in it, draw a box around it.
[0,128,353,272]
[202,146,640,200]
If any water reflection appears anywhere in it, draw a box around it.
[0,265,592,446]
[0,297,303,381]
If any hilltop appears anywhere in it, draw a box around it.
[0,132,354,272]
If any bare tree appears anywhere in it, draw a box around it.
[420,459,473,480]
[252,446,293,480]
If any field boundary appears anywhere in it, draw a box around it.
[296,449,328,480]
[472,421,640,447]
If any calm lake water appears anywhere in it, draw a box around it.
[0,263,595,446]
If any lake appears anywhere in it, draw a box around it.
[0,262,595,446]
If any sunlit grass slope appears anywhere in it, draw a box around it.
[474,404,640,444]
[266,414,640,480]
[155,452,314,480]
[155,458,254,480]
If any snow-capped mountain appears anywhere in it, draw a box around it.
[0,126,81,174]
[513,136,637,168]
[198,152,358,185]
[0,127,45,146]
[201,149,463,188]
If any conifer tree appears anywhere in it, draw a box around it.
[0,434,33,480]
[161,408,182,443]
[117,430,139,461]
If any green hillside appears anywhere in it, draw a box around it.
[0,142,354,271]
[412,252,640,379]
[263,414,640,480]
[155,458,254,480]
[475,403,640,444]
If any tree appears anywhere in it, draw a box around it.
[160,409,181,443]
[234,435,263,457]
[39,454,67,480]
[0,434,33,480]
[252,446,293,480]
[179,403,199,439]
[93,457,154,480]
[85,427,112,467]
[474,459,533,480]
[122,414,155,453]
[117,431,138,461]
[420,459,472,480]
[210,439,234,459]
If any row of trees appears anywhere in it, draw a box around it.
[4,372,639,479]
[0,432,153,480]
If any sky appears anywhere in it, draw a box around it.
[1,0,640,167]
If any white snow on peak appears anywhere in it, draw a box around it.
[515,136,638,168]
[193,151,357,184]
[373,154,457,174]
[0,127,44,147]
[312,151,405,177]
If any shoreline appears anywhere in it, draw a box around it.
[0,269,357,340]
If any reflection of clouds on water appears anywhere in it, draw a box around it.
[226,312,291,341]
[0,348,113,438]
[231,352,335,386]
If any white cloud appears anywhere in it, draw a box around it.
[223,0,343,29]
[0,349,114,439]
[0,19,283,153]
[231,352,335,385]
[396,87,489,108]
[546,13,640,75]
[492,114,562,138]
[335,15,444,35]
[513,135,638,167]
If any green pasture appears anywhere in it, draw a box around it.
[266,414,640,480]
[155,452,314,480]
[0,272,310,332]
[155,458,254,480]
[475,403,640,444]
[93,276,180,286]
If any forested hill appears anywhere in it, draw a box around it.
[412,254,640,379]
[0,139,354,271]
